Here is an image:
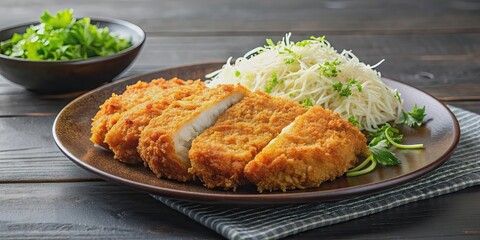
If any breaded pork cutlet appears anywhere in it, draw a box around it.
[244,106,368,192]
[90,78,189,148]
[138,84,249,182]
[188,91,307,190]
[104,81,206,164]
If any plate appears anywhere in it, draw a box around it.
[53,62,460,204]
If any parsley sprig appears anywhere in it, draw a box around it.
[295,36,325,47]
[333,78,363,97]
[300,98,314,108]
[397,104,426,127]
[319,59,341,77]
[280,47,302,65]
[348,116,360,128]
[264,72,280,93]
[347,111,425,177]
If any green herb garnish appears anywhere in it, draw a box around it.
[0,9,132,61]
[339,85,352,97]
[347,123,424,177]
[281,47,302,64]
[333,78,362,97]
[310,36,326,42]
[333,82,343,92]
[265,38,276,47]
[235,70,241,77]
[397,104,426,127]
[284,58,295,64]
[264,72,279,93]
[368,140,401,166]
[348,116,360,128]
[320,59,341,77]
[346,155,376,177]
[394,90,402,103]
[300,98,314,108]
[293,35,324,47]
[295,40,312,47]
[367,123,403,147]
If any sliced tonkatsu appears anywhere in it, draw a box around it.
[188,91,307,190]
[138,84,248,182]
[104,81,206,164]
[244,106,368,192]
[90,78,190,148]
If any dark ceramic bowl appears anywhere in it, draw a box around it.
[0,18,145,94]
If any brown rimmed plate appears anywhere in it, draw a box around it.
[53,62,460,204]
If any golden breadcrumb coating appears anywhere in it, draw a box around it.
[104,81,206,164]
[90,78,188,148]
[188,91,306,190]
[244,106,368,192]
[138,84,248,182]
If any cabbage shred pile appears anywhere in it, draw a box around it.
[207,33,403,132]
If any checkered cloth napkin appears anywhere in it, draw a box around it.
[152,106,480,240]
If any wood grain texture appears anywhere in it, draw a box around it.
[0,182,221,239]
[0,117,96,182]
[447,101,480,114]
[0,182,478,239]
[0,0,479,35]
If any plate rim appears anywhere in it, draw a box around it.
[52,62,460,204]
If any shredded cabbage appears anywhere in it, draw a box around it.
[206,33,403,132]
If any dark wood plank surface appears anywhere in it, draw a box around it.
[0,0,479,239]
[1,0,480,34]
[1,182,479,240]
[0,182,221,239]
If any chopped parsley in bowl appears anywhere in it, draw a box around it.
[0,9,132,60]
[0,9,144,94]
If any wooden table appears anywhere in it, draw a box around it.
[1,1,479,239]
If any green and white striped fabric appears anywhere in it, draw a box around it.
[152,106,480,240]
